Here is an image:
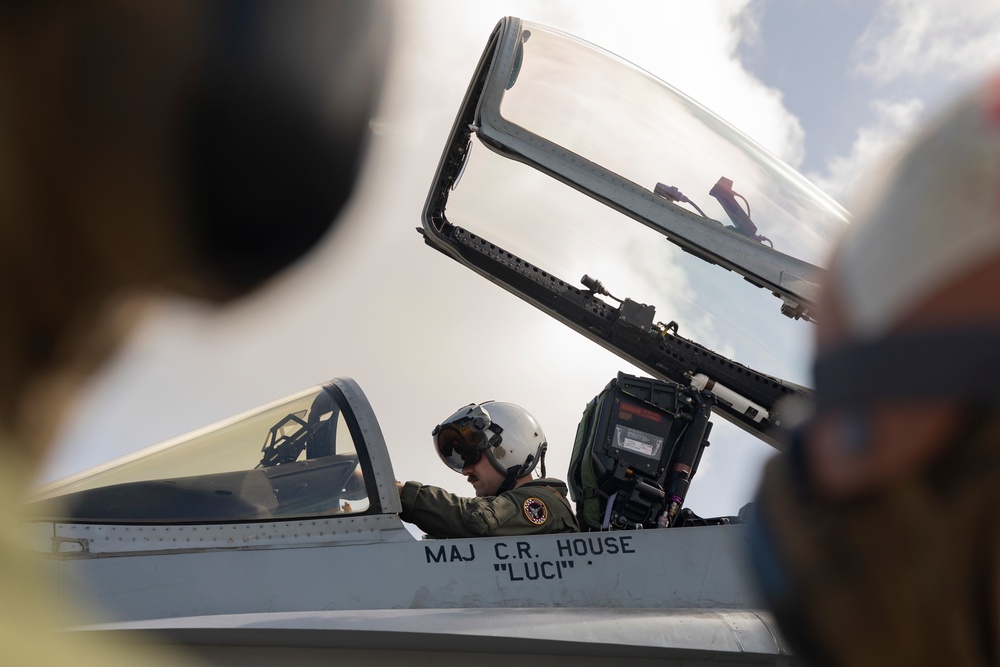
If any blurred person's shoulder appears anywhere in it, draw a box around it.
[1,450,194,667]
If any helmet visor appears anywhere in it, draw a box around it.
[433,405,493,472]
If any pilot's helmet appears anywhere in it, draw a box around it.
[432,401,546,478]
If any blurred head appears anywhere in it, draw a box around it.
[433,401,547,496]
[0,1,389,464]
[752,74,1000,665]
[807,74,1000,498]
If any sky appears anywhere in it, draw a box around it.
[38,0,1000,520]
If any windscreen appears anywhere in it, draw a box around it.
[26,386,371,523]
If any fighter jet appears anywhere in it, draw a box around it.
[24,17,849,665]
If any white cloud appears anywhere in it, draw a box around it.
[809,0,1000,212]
[564,1,805,166]
[808,97,924,206]
[390,0,804,166]
[855,0,1000,82]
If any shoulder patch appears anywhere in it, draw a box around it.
[522,497,548,525]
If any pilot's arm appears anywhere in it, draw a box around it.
[396,481,577,538]
[397,481,509,537]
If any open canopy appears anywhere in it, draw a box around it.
[422,18,849,444]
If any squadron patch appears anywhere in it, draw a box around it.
[522,497,548,525]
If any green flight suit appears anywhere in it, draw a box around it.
[399,478,580,538]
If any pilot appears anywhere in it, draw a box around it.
[396,402,580,537]
[751,73,1000,666]
[0,1,387,664]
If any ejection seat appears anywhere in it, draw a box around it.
[568,372,740,530]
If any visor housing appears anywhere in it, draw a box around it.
[432,404,499,472]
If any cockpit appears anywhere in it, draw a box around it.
[25,372,724,534]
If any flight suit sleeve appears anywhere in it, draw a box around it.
[399,481,517,538]
[398,481,579,538]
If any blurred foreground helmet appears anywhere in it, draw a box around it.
[182,0,388,294]
[1,0,388,298]
[433,401,547,480]
[751,73,1000,667]
[0,0,389,461]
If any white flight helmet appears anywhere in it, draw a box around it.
[432,401,547,484]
